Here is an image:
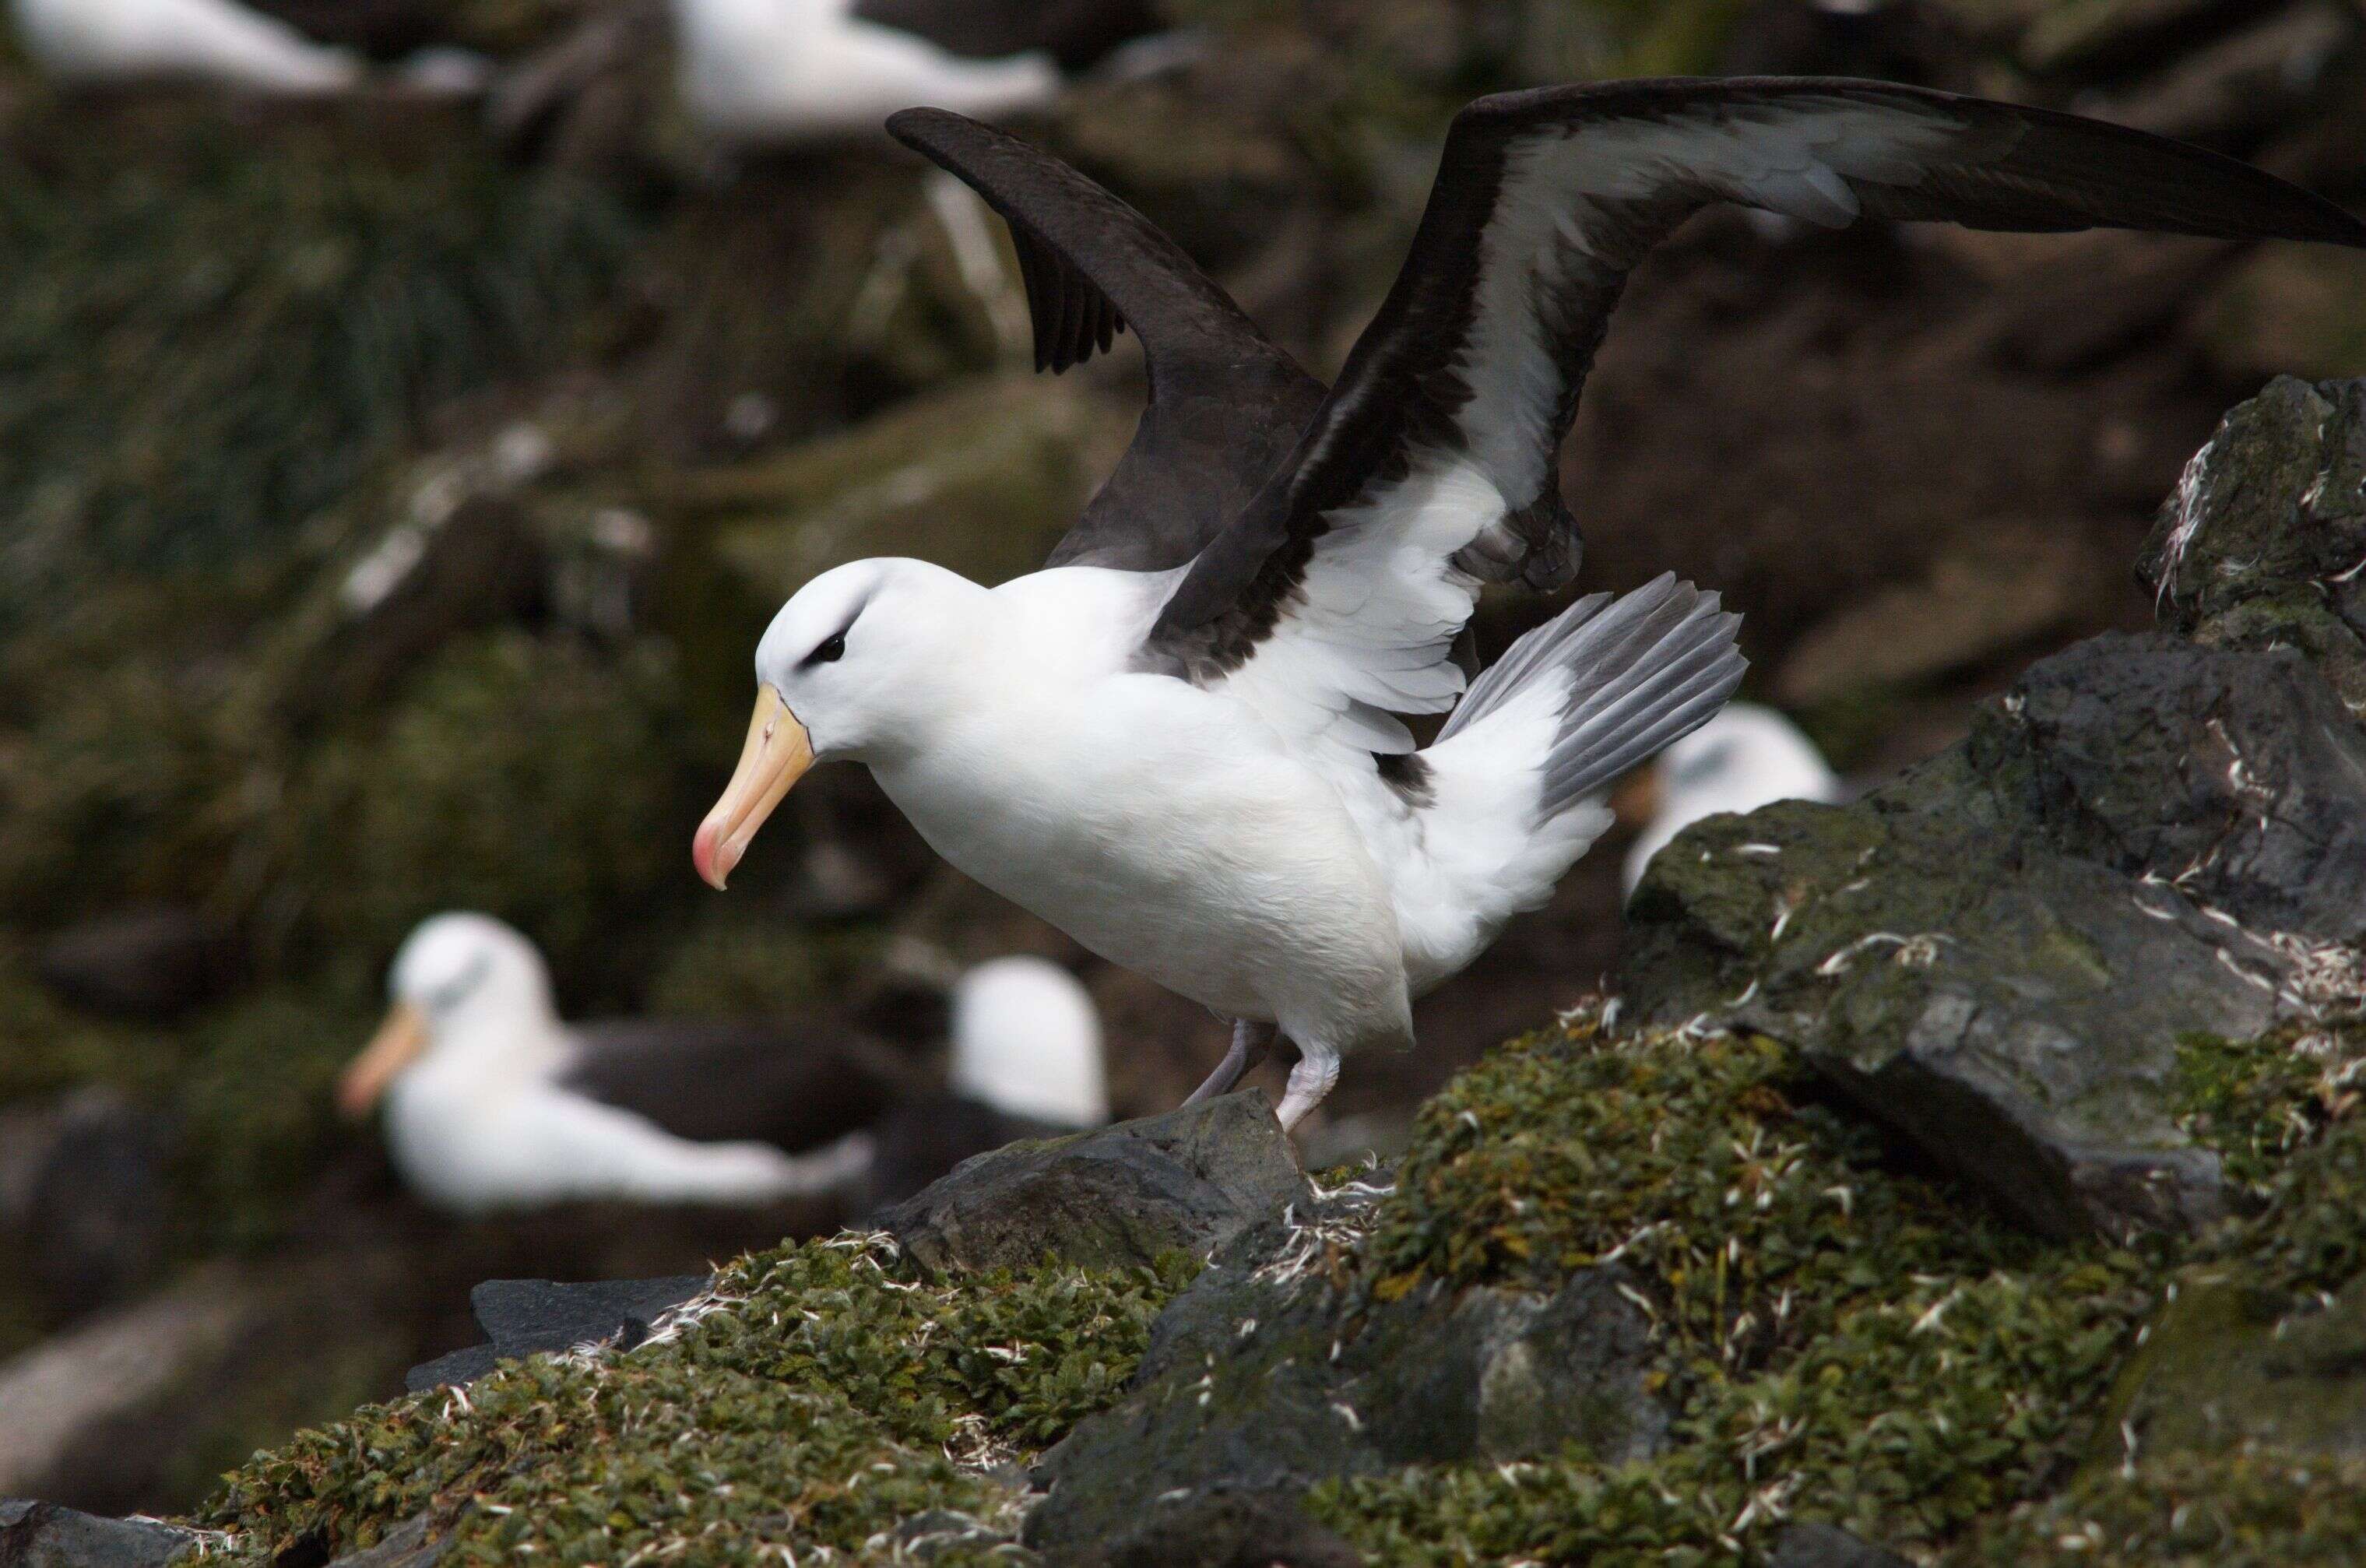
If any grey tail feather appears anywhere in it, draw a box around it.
[1435,572,1747,823]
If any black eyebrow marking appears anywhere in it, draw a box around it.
[800,600,866,668]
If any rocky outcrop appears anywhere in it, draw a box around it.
[404,1274,713,1392]
[0,1501,197,1568]
[1025,1179,1666,1552]
[1625,377,2366,1242]
[880,1093,1309,1276]
[2142,374,2366,709]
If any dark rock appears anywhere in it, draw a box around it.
[1626,380,2366,1243]
[1026,1182,1665,1552]
[1991,633,2366,944]
[1766,1521,1915,1568]
[2142,375,2366,709]
[1045,1485,1362,1568]
[879,1092,1309,1276]
[405,1274,712,1393]
[0,1088,170,1318]
[0,1501,196,1567]
[859,1092,1064,1217]
[34,905,239,1024]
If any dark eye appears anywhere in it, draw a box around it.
[804,631,847,667]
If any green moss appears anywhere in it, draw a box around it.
[1954,1452,2366,1565]
[291,630,687,995]
[0,631,252,930]
[2171,1028,2339,1197]
[1324,1023,2156,1561]
[177,1003,2366,1564]
[171,984,378,1252]
[0,109,634,631]
[644,912,885,1022]
[195,1237,1196,1563]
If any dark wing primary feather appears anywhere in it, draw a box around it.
[1142,76,2366,758]
[889,107,1327,573]
[559,1019,903,1154]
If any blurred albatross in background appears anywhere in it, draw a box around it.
[691,79,2366,1134]
[337,914,1109,1215]
[672,0,1163,146]
[338,913,880,1214]
[1619,703,1846,896]
[13,0,362,94]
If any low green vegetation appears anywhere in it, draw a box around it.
[198,1238,1196,1564]
[1331,1023,2157,1561]
[185,1005,2366,1565]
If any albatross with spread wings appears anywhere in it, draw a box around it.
[694,78,2366,1131]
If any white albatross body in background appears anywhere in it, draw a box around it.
[949,955,1107,1127]
[14,0,360,93]
[1622,703,1845,895]
[672,0,1057,146]
[342,913,869,1216]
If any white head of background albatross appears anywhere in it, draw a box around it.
[694,79,2366,1131]
[337,912,878,1215]
[1617,702,1846,897]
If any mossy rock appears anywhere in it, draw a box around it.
[2141,375,2366,710]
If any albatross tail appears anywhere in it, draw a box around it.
[1395,574,1745,988]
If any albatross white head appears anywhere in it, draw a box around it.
[335,912,565,1120]
[694,557,985,890]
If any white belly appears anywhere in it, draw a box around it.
[870,677,1412,1049]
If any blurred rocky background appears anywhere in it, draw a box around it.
[4,0,2366,1526]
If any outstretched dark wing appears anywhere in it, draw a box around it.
[1142,76,2366,758]
[889,107,1327,572]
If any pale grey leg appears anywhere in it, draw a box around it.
[1183,1018,1275,1106]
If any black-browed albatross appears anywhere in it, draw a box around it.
[336,912,895,1214]
[694,79,2366,1130]
[336,914,1111,1215]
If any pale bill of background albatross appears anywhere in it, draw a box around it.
[694,79,2366,1132]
